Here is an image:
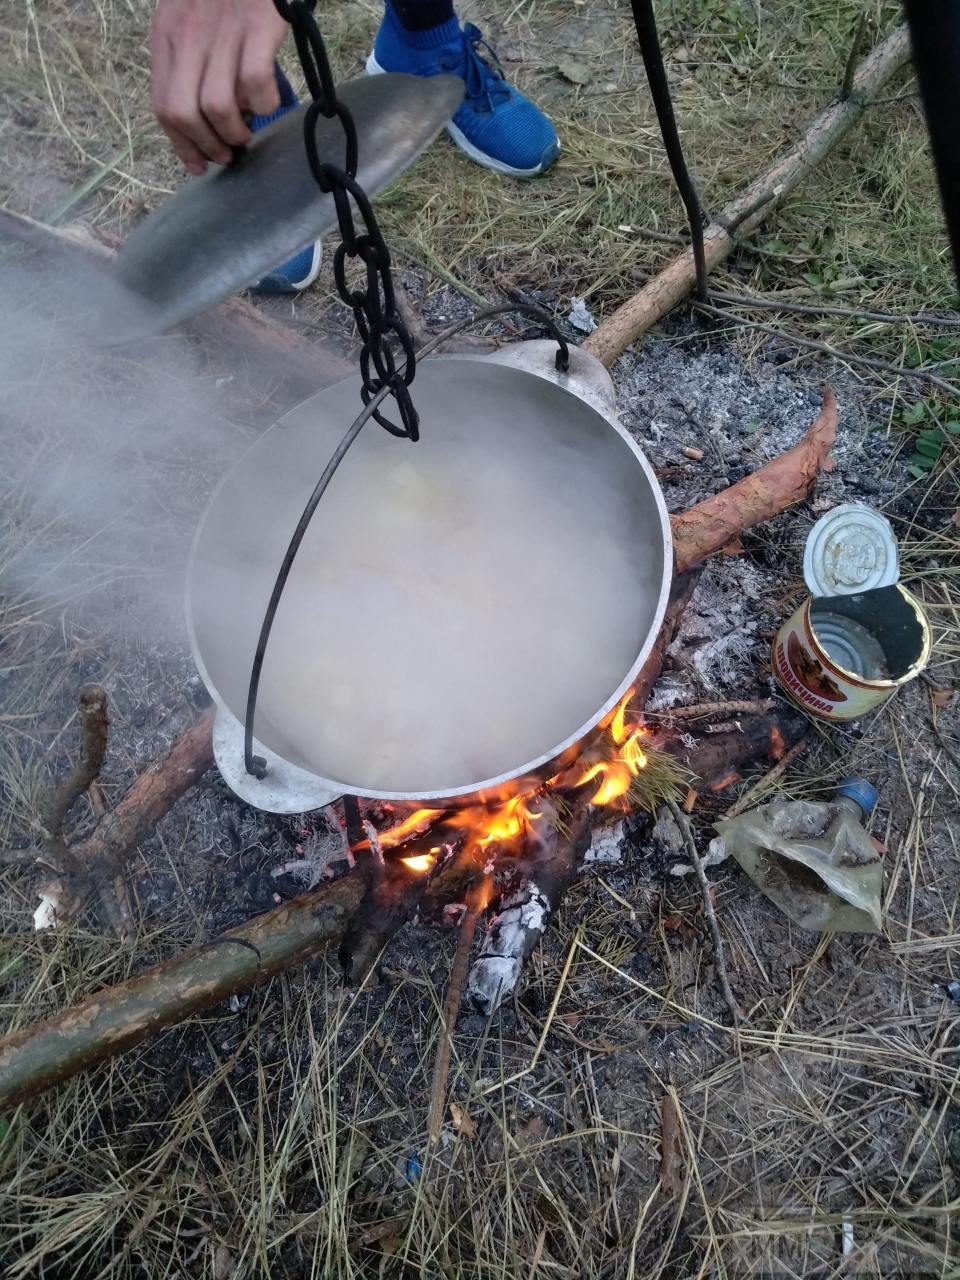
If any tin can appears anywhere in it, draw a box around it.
[773,584,932,720]
[773,505,932,720]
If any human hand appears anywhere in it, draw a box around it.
[151,0,289,174]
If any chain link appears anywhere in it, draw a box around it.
[272,0,420,439]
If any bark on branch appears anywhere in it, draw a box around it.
[43,685,109,847]
[671,388,838,572]
[0,875,364,1110]
[72,708,216,878]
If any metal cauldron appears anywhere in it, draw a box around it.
[187,341,672,812]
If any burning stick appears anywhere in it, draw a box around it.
[339,809,468,984]
[467,794,593,1016]
[662,708,807,791]
[0,704,810,1105]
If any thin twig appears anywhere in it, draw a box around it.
[693,301,960,398]
[394,283,432,351]
[652,698,775,720]
[929,718,960,776]
[665,798,740,1027]
[43,685,109,845]
[708,287,960,330]
[427,877,489,1143]
[841,12,870,100]
[619,225,687,246]
[727,735,810,818]
[659,1092,683,1196]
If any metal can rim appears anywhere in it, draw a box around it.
[806,583,932,689]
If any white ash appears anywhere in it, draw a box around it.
[652,804,728,876]
[669,835,731,878]
[583,820,626,864]
[568,297,597,334]
[467,882,551,1014]
[270,821,348,889]
[652,806,685,859]
[468,955,523,1014]
[33,881,66,931]
[614,336,893,507]
[668,556,779,692]
[646,678,700,714]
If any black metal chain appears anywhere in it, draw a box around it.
[272,0,420,439]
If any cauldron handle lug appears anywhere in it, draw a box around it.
[212,705,344,815]
[480,340,618,419]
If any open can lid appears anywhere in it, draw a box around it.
[803,503,900,597]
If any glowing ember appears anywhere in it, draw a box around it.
[710,770,741,791]
[400,853,436,874]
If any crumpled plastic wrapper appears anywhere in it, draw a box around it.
[711,799,883,933]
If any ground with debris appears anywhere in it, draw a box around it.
[1,1,959,1277]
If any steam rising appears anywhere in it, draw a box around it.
[2,256,667,799]
[0,252,253,634]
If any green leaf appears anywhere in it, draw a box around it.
[802,272,822,287]
[744,417,761,434]
[944,421,960,433]
[908,452,935,471]
[907,464,932,480]
[928,336,960,360]
[914,435,944,458]
[900,402,928,426]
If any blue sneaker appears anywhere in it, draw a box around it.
[367,5,560,178]
[249,65,323,294]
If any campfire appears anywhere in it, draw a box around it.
[337,648,803,1023]
[337,689,673,1012]
[0,387,836,1111]
[372,689,655,873]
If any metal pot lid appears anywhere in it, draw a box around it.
[803,503,900,597]
[106,72,463,342]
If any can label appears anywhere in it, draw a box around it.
[772,599,896,720]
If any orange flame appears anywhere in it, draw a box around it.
[371,690,650,869]
[572,692,648,807]
[364,807,440,850]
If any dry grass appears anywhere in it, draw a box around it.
[1,0,959,1276]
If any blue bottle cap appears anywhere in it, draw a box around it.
[836,776,879,815]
